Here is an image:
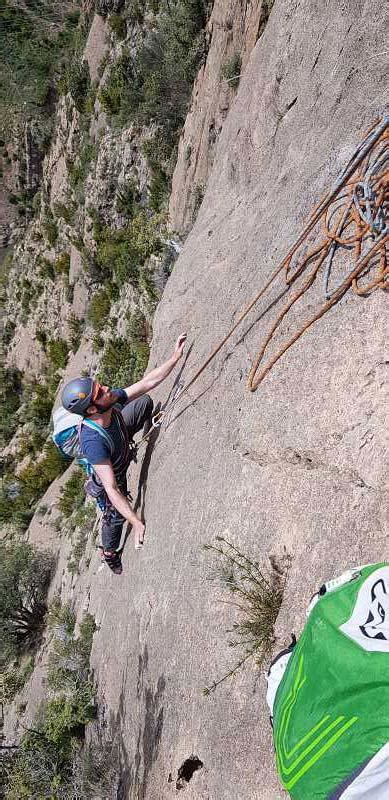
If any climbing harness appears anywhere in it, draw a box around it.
[136,115,388,446]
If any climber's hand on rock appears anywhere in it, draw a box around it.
[174,333,187,360]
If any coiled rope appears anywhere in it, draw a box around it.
[139,115,388,442]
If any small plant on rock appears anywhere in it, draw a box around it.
[221,53,242,88]
[203,536,285,694]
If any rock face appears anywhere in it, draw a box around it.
[83,1,387,798]
[169,0,265,233]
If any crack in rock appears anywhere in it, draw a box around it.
[237,446,374,488]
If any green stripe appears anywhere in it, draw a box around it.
[284,717,358,791]
[279,716,346,775]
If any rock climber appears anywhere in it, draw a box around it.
[61,333,187,574]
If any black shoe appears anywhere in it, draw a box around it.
[99,547,122,575]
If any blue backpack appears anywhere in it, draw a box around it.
[52,406,114,475]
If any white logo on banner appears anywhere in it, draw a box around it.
[340,566,389,653]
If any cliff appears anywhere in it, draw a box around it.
[1,0,387,798]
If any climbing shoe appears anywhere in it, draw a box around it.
[99,547,122,575]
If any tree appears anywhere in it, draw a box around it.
[0,542,54,667]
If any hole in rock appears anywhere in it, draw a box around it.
[176,755,203,789]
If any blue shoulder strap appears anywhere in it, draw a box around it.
[81,419,115,456]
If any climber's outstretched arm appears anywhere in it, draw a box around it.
[124,333,187,401]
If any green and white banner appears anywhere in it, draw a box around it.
[268,563,389,799]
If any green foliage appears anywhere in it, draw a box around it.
[98,49,141,116]
[87,288,111,332]
[23,379,56,431]
[149,164,170,212]
[37,255,55,280]
[0,367,22,447]
[18,442,67,504]
[67,505,96,575]
[47,603,95,691]
[68,137,97,198]
[0,540,54,669]
[4,605,97,799]
[116,179,138,217]
[2,656,34,703]
[202,537,284,694]
[0,5,91,134]
[95,212,162,287]
[53,200,76,226]
[127,0,145,23]
[100,0,207,151]
[54,251,70,276]
[68,314,84,351]
[126,309,149,342]
[98,338,149,387]
[42,215,58,247]
[47,338,69,370]
[64,61,91,113]
[44,682,96,746]
[3,319,16,345]
[108,13,127,39]
[192,182,205,221]
[58,469,85,517]
[47,597,75,633]
[220,53,242,88]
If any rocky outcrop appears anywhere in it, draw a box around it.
[169,0,266,233]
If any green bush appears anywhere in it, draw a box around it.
[2,319,16,345]
[37,256,55,280]
[149,164,170,212]
[18,442,67,504]
[58,469,85,517]
[47,338,69,370]
[126,309,149,342]
[68,314,84,350]
[221,53,242,88]
[98,49,142,116]
[47,598,76,634]
[67,60,91,112]
[95,212,162,287]
[67,506,96,574]
[23,380,56,430]
[68,138,97,197]
[47,603,95,690]
[53,200,76,225]
[4,607,97,798]
[54,251,70,276]
[99,336,149,387]
[115,180,138,217]
[0,367,23,447]
[203,537,284,694]
[42,216,58,246]
[87,288,111,331]
[0,3,90,133]
[2,656,34,703]
[0,541,54,667]
[108,12,127,38]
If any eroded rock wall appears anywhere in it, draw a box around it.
[85,1,387,798]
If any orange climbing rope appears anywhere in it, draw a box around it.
[138,115,388,443]
[246,118,388,390]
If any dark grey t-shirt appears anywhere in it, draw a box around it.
[79,389,130,485]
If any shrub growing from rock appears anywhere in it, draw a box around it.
[87,288,111,331]
[47,338,69,370]
[0,541,54,667]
